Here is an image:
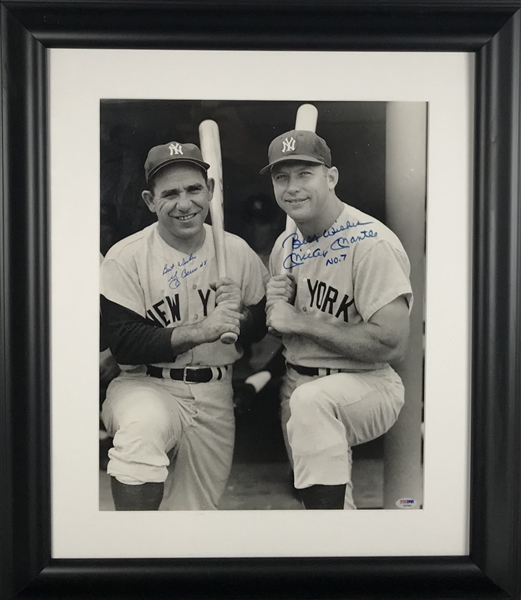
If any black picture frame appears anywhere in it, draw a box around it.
[1,1,520,598]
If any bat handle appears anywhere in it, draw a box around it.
[217,296,238,345]
[220,331,238,344]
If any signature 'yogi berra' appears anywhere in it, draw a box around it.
[100,141,268,511]
[262,129,413,510]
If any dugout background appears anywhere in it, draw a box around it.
[100,100,386,257]
[99,100,395,508]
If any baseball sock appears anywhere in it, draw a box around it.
[110,477,164,511]
[299,484,346,509]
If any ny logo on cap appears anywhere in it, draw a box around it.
[282,137,296,153]
[169,143,183,156]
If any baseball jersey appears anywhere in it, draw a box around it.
[269,203,413,371]
[101,223,269,370]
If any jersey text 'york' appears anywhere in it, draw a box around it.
[307,279,354,322]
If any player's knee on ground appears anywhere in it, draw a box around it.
[107,398,177,485]
[109,425,171,484]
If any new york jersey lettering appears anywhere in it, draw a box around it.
[198,289,212,317]
[146,294,181,326]
[306,278,354,322]
[145,289,214,327]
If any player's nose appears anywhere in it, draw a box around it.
[176,195,192,211]
[286,175,301,194]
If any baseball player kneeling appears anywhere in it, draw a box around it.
[262,130,412,510]
[100,141,268,511]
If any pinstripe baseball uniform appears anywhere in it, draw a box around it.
[269,203,412,509]
[101,223,268,510]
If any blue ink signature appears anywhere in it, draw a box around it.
[165,255,205,288]
[163,263,176,275]
[282,232,320,250]
[329,229,378,251]
[283,248,329,270]
[167,265,199,288]
[323,219,373,239]
[282,219,374,251]
[178,253,196,268]
[168,273,181,289]
[280,220,378,270]
[181,267,197,278]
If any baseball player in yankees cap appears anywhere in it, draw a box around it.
[100,141,268,510]
[262,130,412,510]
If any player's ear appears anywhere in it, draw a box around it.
[327,166,339,189]
[142,190,156,213]
[207,177,215,199]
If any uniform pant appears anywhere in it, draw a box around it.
[280,365,405,509]
[101,370,235,511]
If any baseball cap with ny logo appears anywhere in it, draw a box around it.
[260,130,332,174]
[144,141,210,183]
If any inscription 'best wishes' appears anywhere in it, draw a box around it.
[162,253,208,289]
[281,219,378,271]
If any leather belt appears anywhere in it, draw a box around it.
[146,365,229,383]
[287,363,343,377]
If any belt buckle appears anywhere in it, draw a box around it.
[183,367,196,383]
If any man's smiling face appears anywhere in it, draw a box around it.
[142,162,213,248]
[270,160,334,226]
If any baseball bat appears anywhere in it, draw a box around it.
[295,102,319,131]
[199,119,238,345]
[282,104,319,274]
[268,104,320,336]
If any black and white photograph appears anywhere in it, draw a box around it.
[98,99,427,513]
[4,2,521,596]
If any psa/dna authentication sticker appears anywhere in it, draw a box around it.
[396,498,417,508]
